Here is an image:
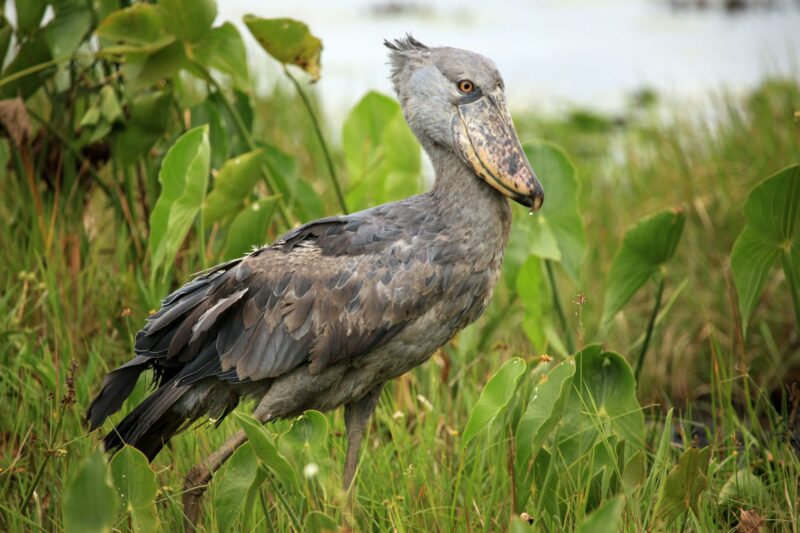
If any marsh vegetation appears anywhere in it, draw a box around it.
[0,1,798,531]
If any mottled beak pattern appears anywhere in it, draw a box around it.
[453,91,544,210]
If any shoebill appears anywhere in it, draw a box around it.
[86,36,544,524]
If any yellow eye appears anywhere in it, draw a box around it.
[457,79,476,94]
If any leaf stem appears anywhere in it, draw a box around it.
[191,60,294,226]
[0,55,69,89]
[545,259,575,354]
[635,276,665,382]
[283,66,348,214]
[197,208,207,270]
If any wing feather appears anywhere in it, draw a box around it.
[128,208,446,389]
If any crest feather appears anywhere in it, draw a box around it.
[383,34,429,54]
[383,34,431,97]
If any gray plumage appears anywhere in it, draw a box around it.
[87,36,543,477]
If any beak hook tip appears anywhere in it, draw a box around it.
[532,191,544,211]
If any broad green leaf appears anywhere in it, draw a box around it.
[96,4,167,46]
[123,40,186,92]
[14,0,47,35]
[101,35,177,57]
[516,256,549,350]
[1,33,53,99]
[342,91,421,211]
[261,142,323,221]
[63,450,118,533]
[515,359,576,471]
[149,126,210,278]
[110,446,159,532]
[114,90,172,164]
[503,222,537,291]
[223,196,280,260]
[718,469,768,508]
[732,230,780,333]
[235,412,299,492]
[622,450,647,487]
[99,85,123,124]
[732,164,800,332]
[523,142,586,282]
[192,23,250,90]
[525,216,560,261]
[279,412,333,489]
[80,105,101,128]
[80,85,123,146]
[174,69,209,109]
[97,4,186,91]
[556,346,644,466]
[654,447,710,528]
[514,358,576,509]
[577,495,625,533]
[243,466,268,531]
[43,3,92,58]
[304,511,338,533]
[601,208,685,326]
[205,149,265,225]
[158,0,217,43]
[462,357,527,447]
[244,16,322,80]
[93,0,119,22]
[281,410,329,460]
[197,96,229,169]
[214,443,258,531]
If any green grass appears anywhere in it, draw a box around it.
[1,74,799,531]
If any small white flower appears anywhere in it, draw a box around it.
[416,394,434,412]
[303,462,319,479]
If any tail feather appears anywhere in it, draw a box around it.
[86,259,246,461]
[103,382,190,461]
[85,356,151,430]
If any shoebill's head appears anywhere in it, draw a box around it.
[386,35,544,210]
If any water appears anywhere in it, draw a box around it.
[219,0,800,119]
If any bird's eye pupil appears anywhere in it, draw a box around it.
[458,80,475,94]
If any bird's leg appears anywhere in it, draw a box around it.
[182,429,248,530]
[182,399,275,530]
[343,384,384,490]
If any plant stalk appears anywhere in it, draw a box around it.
[20,401,68,512]
[0,55,75,89]
[267,474,302,531]
[192,60,294,227]
[283,66,349,214]
[545,259,575,354]
[635,276,665,382]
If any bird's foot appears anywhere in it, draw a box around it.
[182,463,211,531]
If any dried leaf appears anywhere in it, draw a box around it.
[737,509,765,533]
[243,16,322,81]
[0,97,32,146]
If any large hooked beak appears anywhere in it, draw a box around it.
[452,90,544,210]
